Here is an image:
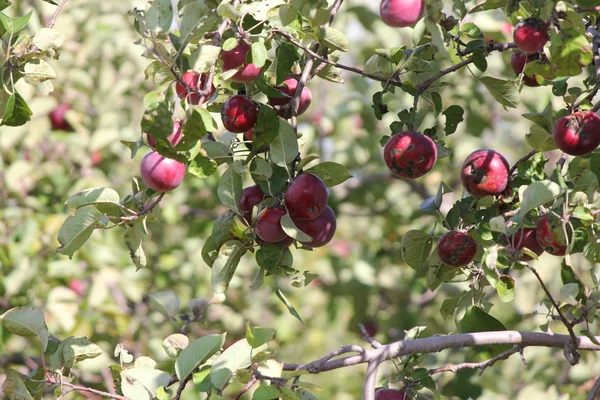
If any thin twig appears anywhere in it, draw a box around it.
[173,373,194,400]
[509,150,536,176]
[429,345,523,375]
[51,381,129,400]
[586,375,600,400]
[233,376,257,400]
[48,0,69,29]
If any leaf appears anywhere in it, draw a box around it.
[203,141,232,165]
[217,162,243,214]
[2,369,34,400]
[23,59,56,85]
[526,125,558,152]
[251,41,268,68]
[124,223,147,270]
[559,283,580,300]
[1,306,49,352]
[121,368,171,400]
[141,101,172,138]
[148,291,180,320]
[57,206,105,258]
[179,1,218,43]
[180,108,217,150]
[162,334,190,358]
[188,150,217,178]
[65,187,120,209]
[145,0,173,37]
[514,181,563,222]
[61,337,103,368]
[2,92,33,127]
[479,77,519,109]
[0,10,31,34]
[440,290,469,320]
[246,324,276,348]
[275,284,303,323]
[189,45,222,74]
[443,105,464,135]
[420,181,452,211]
[304,162,352,187]
[211,240,247,294]
[270,120,298,171]
[121,136,145,159]
[460,306,510,356]
[316,27,348,52]
[210,339,268,391]
[280,213,313,242]
[255,244,283,273]
[275,43,301,85]
[496,275,515,303]
[291,271,318,288]
[400,230,434,271]
[32,27,64,51]
[175,333,226,381]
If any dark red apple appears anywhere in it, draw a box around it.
[175,71,216,105]
[379,0,424,28]
[255,207,291,243]
[536,214,567,256]
[148,120,183,148]
[383,131,437,179]
[553,111,600,156]
[461,149,509,197]
[267,78,312,119]
[510,228,544,261]
[221,95,259,133]
[220,41,262,83]
[375,388,412,400]
[140,151,186,192]
[240,185,265,222]
[284,173,328,221]
[49,104,73,131]
[511,51,540,87]
[437,231,477,267]
[294,206,337,248]
[513,18,549,54]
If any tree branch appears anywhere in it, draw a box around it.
[429,345,524,376]
[363,361,379,400]
[48,0,69,29]
[586,375,600,400]
[509,150,536,176]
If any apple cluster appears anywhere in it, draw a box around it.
[242,173,337,249]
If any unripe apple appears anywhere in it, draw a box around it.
[220,41,262,83]
[285,173,328,221]
[221,95,259,133]
[175,71,216,105]
[460,149,509,197]
[383,131,437,179]
[375,388,412,400]
[49,104,73,131]
[379,0,424,28]
[536,214,567,256]
[510,228,544,261]
[294,205,337,248]
[513,18,549,54]
[553,111,600,156]
[437,231,477,267]
[140,151,186,192]
[511,51,540,87]
[256,207,291,243]
[267,78,312,119]
[148,120,183,148]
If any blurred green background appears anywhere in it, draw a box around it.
[1,0,598,399]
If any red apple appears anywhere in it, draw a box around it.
[284,174,328,221]
[148,120,183,148]
[220,41,262,83]
[511,51,540,87]
[294,206,337,248]
[510,228,544,261]
[140,151,186,192]
[379,0,424,28]
[513,18,549,54]
[536,214,567,256]
[461,149,509,197]
[91,151,102,166]
[553,111,600,156]
[175,71,215,105]
[437,231,477,267]
[383,131,437,179]
[267,78,312,119]
[255,207,291,243]
[221,95,259,133]
[240,185,265,222]
[49,104,73,131]
[375,388,412,400]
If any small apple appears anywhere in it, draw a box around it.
[513,18,549,54]
[148,120,183,148]
[383,131,437,179]
[461,149,509,197]
[375,388,412,400]
[90,151,103,166]
[256,207,291,243]
[267,77,312,119]
[536,214,567,256]
[220,41,262,83]
[511,51,540,87]
[294,205,337,248]
[553,111,600,156]
[140,151,186,192]
[221,95,259,133]
[68,279,88,297]
[437,231,477,267]
[49,104,73,131]
[379,0,424,28]
[284,173,328,221]
[510,228,544,261]
[240,185,266,222]
[175,71,215,105]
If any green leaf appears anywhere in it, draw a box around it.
[179,1,218,43]
[443,105,464,135]
[526,125,558,152]
[57,206,105,258]
[479,77,519,109]
[212,240,247,294]
[188,150,217,178]
[1,306,49,352]
[304,162,352,187]
[175,333,226,381]
[162,333,190,358]
[145,0,173,37]
[2,369,34,400]
[246,324,276,348]
[141,101,172,138]
[291,271,318,288]
[279,4,299,26]
[420,181,452,211]
[270,120,298,171]
[275,284,303,323]
[124,223,147,270]
[256,244,283,273]
[251,105,281,150]
[65,187,120,209]
[148,291,180,320]
[121,136,145,159]
[460,306,510,356]
[514,181,563,222]
[210,338,268,391]
[2,92,33,127]
[179,109,217,150]
[23,59,56,85]
[60,337,103,368]
[217,162,244,214]
[121,368,171,400]
[275,43,301,84]
[440,290,469,320]
[190,45,222,74]
[203,141,232,165]
[549,28,593,77]
[496,275,515,303]
[0,10,31,34]
[280,213,312,242]
[400,230,434,271]
[251,41,268,68]
[316,27,348,52]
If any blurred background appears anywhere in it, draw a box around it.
[1,0,598,399]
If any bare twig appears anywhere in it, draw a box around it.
[173,372,194,400]
[50,381,129,400]
[586,375,600,400]
[429,345,523,375]
[48,0,69,29]
[234,376,258,400]
[509,150,536,176]
[359,323,382,349]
